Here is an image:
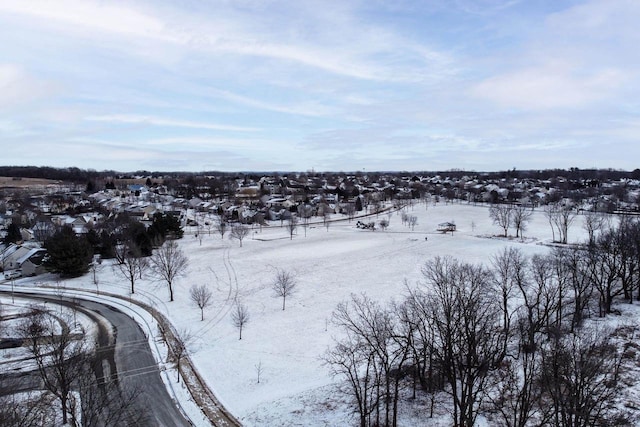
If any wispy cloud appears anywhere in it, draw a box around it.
[453,0,522,16]
[469,0,638,111]
[0,0,451,83]
[471,61,625,110]
[84,114,261,132]
[0,0,168,40]
[0,63,56,110]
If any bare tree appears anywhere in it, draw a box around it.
[408,215,418,231]
[204,216,214,236]
[32,218,55,243]
[286,216,298,240]
[544,205,559,242]
[511,204,533,239]
[487,344,543,427]
[520,253,564,350]
[540,327,622,427]
[421,256,508,427]
[545,203,577,244]
[230,224,250,247]
[330,293,412,427]
[255,361,264,384]
[190,284,213,321]
[379,218,389,231]
[298,204,313,237]
[78,367,149,427]
[90,260,102,294]
[272,269,297,310]
[324,332,378,427]
[552,246,592,331]
[344,203,356,222]
[113,243,146,294]
[485,249,549,427]
[196,220,204,246]
[490,247,525,335]
[373,200,384,216]
[0,380,56,427]
[402,288,444,416]
[215,217,228,239]
[583,211,608,246]
[557,204,577,245]
[167,329,193,383]
[489,204,513,237]
[150,240,189,302]
[401,211,408,226]
[588,227,625,316]
[16,306,88,425]
[231,302,250,340]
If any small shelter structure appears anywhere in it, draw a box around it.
[437,222,456,233]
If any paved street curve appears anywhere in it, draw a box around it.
[0,290,192,427]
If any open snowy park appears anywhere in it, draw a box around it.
[6,201,607,426]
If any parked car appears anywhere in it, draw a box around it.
[4,270,22,280]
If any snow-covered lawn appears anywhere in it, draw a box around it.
[7,202,606,426]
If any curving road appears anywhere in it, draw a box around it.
[0,290,192,427]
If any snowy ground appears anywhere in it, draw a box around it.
[2,202,614,426]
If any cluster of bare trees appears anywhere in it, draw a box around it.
[113,238,188,302]
[543,202,578,244]
[489,204,533,238]
[14,306,85,426]
[326,237,637,427]
[400,211,418,231]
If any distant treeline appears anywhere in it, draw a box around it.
[0,166,237,184]
[0,166,104,183]
[0,165,639,184]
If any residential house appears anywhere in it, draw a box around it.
[15,247,47,276]
[1,243,46,275]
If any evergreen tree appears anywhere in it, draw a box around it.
[149,212,184,241]
[44,226,93,277]
[85,229,101,251]
[98,230,117,259]
[128,221,153,256]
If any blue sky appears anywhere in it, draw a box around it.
[1,0,638,172]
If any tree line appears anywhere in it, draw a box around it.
[325,216,640,427]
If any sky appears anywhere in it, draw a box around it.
[0,0,639,173]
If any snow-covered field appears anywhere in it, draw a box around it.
[6,202,604,426]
